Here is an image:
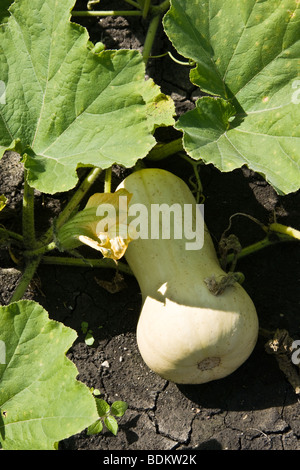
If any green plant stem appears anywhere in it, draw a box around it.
[55,167,102,230]
[151,0,170,15]
[9,256,41,303]
[146,138,183,160]
[72,10,143,17]
[226,233,296,264]
[268,223,300,240]
[41,255,133,275]
[24,241,56,258]
[143,0,151,18]
[41,167,102,246]
[22,171,36,250]
[136,0,145,8]
[0,227,23,243]
[123,0,142,9]
[142,13,161,64]
[104,167,112,193]
[179,153,204,202]
[167,51,192,66]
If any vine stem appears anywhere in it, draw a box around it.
[146,138,183,160]
[0,227,23,243]
[141,0,170,65]
[142,13,161,64]
[104,167,112,193]
[72,10,143,17]
[41,255,133,275]
[41,166,102,246]
[226,230,298,264]
[269,223,300,240]
[123,0,142,8]
[142,0,151,18]
[24,241,57,258]
[22,171,36,250]
[9,256,41,303]
[151,0,170,15]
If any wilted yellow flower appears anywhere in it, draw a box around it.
[57,188,134,260]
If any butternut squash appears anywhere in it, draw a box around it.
[117,168,259,384]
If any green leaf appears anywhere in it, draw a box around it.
[141,78,175,132]
[95,398,110,417]
[87,419,103,435]
[104,415,118,436]
[84,330,95,346]
[0,0,174,194]
[110,401,128,418]
[0,300,98,450]
[164,0,300,194]
[81,321,89,334]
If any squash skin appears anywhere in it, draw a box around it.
[117,168,259,384]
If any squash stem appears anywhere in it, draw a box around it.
[123,0,142,9]
[151,0,170,15]
[226,232,297,264]
[24,241,57,258]
[268,222,300,241]
[0,227,23,244]
[41,255,133,275]
[167,51,193,66]
[142,0,151,18]
[22,171,36,250]
[9,256,41,303]
[104,167,112,193]
[71,10,143,17]
[40,167,102,246]
[142,13,161,64]
[146,138,183,161]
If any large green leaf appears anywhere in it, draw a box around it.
[164,0,300,194]
[0,300,98,450]
[0,0,174,194]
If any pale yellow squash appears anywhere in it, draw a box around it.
[117,168,259,384]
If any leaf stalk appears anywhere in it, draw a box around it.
[9,256,41,303]
[22,171,36,250]
[72,10,143,17]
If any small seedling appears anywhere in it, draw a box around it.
[87,395,128,436]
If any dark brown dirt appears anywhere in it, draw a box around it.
[0,0,299,451]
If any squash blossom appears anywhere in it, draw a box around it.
[56,189,134,260]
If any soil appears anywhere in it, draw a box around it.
[1,1,300,451]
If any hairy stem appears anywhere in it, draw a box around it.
[151,0,170,15]
[72,10,143,17]
[0,227,23,243]
[226,233,296,264]
[143,0,151,18]
[41,167,102,246]
[24,241,57,258]
[146,138,183,160]
[22,171,36,250]
[9,256,41,303]
[123,0,142,8]
[143,13,161,64]
[41,255,133,275]
[104,167,112,193]
[268,223,300,241]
